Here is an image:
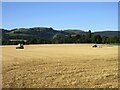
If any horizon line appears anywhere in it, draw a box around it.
[1,26,118,32]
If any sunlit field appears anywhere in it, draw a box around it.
[2,44,118,88]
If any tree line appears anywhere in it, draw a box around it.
[2,30,119,45]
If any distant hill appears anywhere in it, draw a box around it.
[93,31,119,37]
[1,27,69,40]
[64,29,85,34]
[1,27,119,40]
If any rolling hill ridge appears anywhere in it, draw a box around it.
[1,27,119,40]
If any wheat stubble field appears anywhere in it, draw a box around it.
[2,44,118,88]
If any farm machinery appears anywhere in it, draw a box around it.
[14,39,25,49]
[16,43,24,49]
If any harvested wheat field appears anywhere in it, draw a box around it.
[2,44,118,88]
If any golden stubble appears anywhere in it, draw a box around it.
[2,44,118,88]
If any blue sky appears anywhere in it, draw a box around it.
[2,2,118,31]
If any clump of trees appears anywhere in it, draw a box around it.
[2,30,120,45]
